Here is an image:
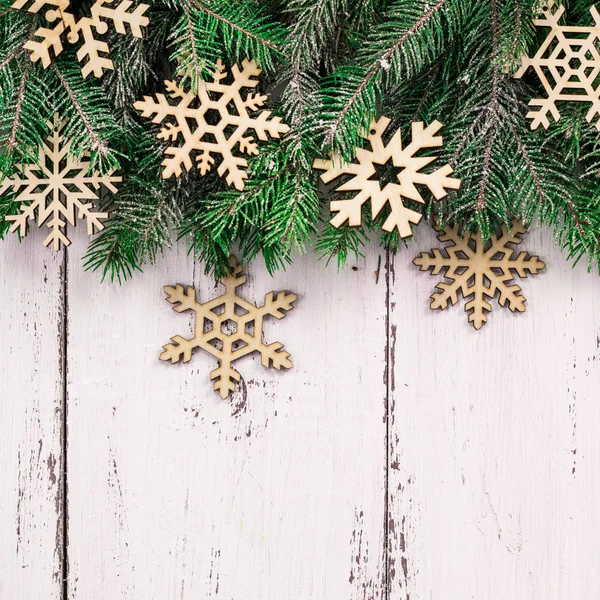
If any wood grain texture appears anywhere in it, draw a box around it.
[0,235,64,600]
[64,239,387,599]
[3,223,600,599]
[388,225,600,599]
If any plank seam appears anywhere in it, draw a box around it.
[384,247,391,600]
[59,248,69,600]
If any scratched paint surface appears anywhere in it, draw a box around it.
[0,236,64,600]
[1,226,599,599]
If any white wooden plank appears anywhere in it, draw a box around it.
[388,225,600,599]
[0,236,64,600]
[65,240,388,599]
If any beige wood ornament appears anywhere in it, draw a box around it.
[413,221,546,330]
[0,114,121,250]
[515,1,600,130]
[160,255,297,399]
[134,59,290,189]
[313,117,460,238]
[12,0,149,78]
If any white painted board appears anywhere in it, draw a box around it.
[64,239,387,599]
[0,236,64,600]
[2,224,600,600]
[388,226,600,600]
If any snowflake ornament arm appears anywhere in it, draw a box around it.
[313,117,460,238]
[13,0,149,78]
[134,59,290,189]
[514,1,600,130]
[413,221,546,329]
[160,255,296,399]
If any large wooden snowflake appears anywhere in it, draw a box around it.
[12,0,149,78]
[515,1,600,130]
[413,221,546,330]
[313,117,460,238]
[160,255,297,399]
[0,115,121,250]
[134,59,290,188]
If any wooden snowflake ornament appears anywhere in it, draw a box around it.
[12,0,149,78]
[515,1,600,130]
[0,115,120,250]
[160,256,297,399]
[313,117,460,238]
[413,221,546,330]
[134,59,290,189]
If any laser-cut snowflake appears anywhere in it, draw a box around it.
[313,117,461,238]
[12,0,150,78]
[413,221,546,329]
[515,1,600,130]
[0,115,121,250]
[160,255,297,399]
[134,59,290,188]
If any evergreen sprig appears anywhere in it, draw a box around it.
[0,0,599,279]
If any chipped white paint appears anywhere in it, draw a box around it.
[388,226,600,600]
[1,225,599,599]
[0,237,64,600]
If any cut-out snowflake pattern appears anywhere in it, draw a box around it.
[0,115,121,250]
[313,117,461,238]
[413,221,546,330]
[160,255,297,399]
[134,59,290,188]
[515,1,600,130]
[12,0,149,78]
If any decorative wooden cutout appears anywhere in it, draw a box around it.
[313,117,460,238]
[0,114,121,250]
[160,255,297,399]
[515,0,600,130]
[12,0,149,78]
[413,221,546,330]
[134,59,290,188]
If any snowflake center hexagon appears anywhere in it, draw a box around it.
[203,108,222,125]
[569,56,582,71]
[160,255,297,399]
[220,319,238,336]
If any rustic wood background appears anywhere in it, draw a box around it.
[1,223,599,600]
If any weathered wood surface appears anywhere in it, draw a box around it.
[0,236,64,600]
[1,225,599,599]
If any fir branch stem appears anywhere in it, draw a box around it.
[189,0,280,51]
[475,0,500,212]
[0,46,24,71]
[182,1,202,80]
[475,126,495,211]
[54,66,109,156]
[281,170,303,247]
[291,66,304,126]
[326,0,448,145]
[504,113,589,239]
[410,59,443,123]
[7,65,28,151]
[142,183,176,243]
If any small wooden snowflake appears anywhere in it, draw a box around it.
[0,115,120,250]
[313,117,460,238]
[160,255,297,399]
[413,221,546,329]
[13,0,149,78]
